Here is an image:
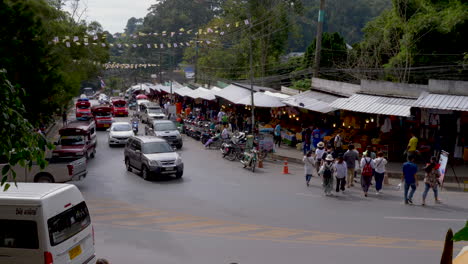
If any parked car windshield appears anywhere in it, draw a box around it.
[114,103,126,107]
[153,122,176,131]
[112,123,132,131]
[59,135,85,145]
[142,142,173,154]
[148,108,163,114]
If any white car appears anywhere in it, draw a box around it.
[108,122,134,146]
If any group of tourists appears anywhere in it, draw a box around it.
[303,142,442,205]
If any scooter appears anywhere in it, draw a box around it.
[132,119,139,135]
[201,129,214,145]
[240,148,258,172]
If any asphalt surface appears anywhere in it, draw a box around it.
[72,112,468,264]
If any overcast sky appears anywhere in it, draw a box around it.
[66,0,155,33]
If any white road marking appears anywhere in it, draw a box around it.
[296,192,322,197]
[384,216,466,222]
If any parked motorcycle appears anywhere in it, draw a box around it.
[201,129,214,145]
[240,148,258,172]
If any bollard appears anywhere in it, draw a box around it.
[258,159,263,168]
[384,173,389,185]
[283,159,289,174]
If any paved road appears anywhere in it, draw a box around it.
[72,113,467,264]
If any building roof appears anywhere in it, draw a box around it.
[413,92,468,111]
[236,92,286,108]
[282,90,341,113]
[214,84,252,103]
[329,94,415,117]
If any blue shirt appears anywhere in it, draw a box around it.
[403,161,418,184]
[274,125,281,136]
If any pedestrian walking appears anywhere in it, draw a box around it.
[302,127,312,155]
[274,123,282,147]
[422,156,441,206]
[319,154,336,195]
[406,131,418,160]
[62,110,67,126]
[334,130,343,155]
[334,155,347,193]
[373,152,387,194]
[343,144,359,188]
[303,151,317,186]
[315,141,326,171]
[364,145,376,159]
[312,126,322,149]
[401,155,419,205]
[360,153,375,197]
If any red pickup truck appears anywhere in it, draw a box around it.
[91,105,114,130]
[111,98,128,117]
[75,98,92,120]
[52,120,97,160]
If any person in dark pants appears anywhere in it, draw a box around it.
[274,123,282,147]
[62,111,67,126]
[401,155,419,204]
[373,152,388,194]
[334,155,347,193]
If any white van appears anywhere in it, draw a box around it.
[0,183,96,264]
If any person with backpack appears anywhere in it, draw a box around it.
[334,154,347,193]
[315,142,326,171]
[422,156,441,206]
[360,152,375,197]
[303,150,318,186]
[343,144,359,188]
[373,152,387,194]
[319,154,336,196]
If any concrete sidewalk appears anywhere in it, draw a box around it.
[270,144,468,192]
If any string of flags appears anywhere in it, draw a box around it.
[55,40,215,49]
[51,19,250,43]
[72,60,162,70]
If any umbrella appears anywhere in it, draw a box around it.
[136,94,148,99]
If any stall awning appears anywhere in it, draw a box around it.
[264,91,290,99]
[210,87,222,92]
[159,85,180,94]
[214,84,252,103]
[174,86,193,96]
[282,90,340,113]
[329,94,415,117]
[236,92,286,108]
[413,92,468,111]
[186,87,216,101]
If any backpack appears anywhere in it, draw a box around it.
[323,164,333,179]
[362,158,373,177]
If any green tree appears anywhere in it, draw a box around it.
[303,32,347,69]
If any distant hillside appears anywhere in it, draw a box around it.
[288,0,391,51]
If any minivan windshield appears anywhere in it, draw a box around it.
[59,135,85,145]
[112,123,132,131]
[95,112,112,117]
[47,201,91,246]
[153,122,176,131]
[142,142,173,154]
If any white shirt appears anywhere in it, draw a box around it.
[315,148,325,160]
[221,128,229,139]
[360,157,375,169]
[217,111,225,121]
[373,157,387,173]
[334,161,347,178]
[303,156,317,175]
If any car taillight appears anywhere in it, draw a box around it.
[92,225,95,245]
[44,251,53,264]
[67,164,74,176]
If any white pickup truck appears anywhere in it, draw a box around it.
[0,157,87,183]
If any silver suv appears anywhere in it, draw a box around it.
[145,120,183,149]
[124,136,183,180]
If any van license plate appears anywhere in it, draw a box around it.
[165,167,174,171]
[68,245,82,260]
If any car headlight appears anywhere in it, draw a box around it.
[176,132,182,139]
[149,160,160,166]
[175,157,183,165]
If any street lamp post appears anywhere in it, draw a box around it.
[249,13,255,134]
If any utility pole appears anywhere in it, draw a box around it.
[194,34,199,84]
[249,13,255,135]
[158,51,162,84]
[313,0,326,78]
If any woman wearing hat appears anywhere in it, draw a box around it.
[315,141,326,172]
[319,154,336,195]
[303,150,318,186]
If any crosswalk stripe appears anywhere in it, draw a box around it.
[199,225,264,234]
[296,233,346,241]
[354,237,403,245]
[160,220,227,230]
[113,215,202,226]
[93,211,166,221]
[249,229,305,239]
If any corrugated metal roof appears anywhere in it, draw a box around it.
[282,90,341,113]
[413,93,468,111]
[329,94,415,117]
